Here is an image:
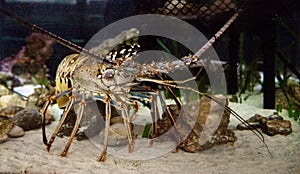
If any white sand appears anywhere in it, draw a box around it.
[0,99,300,174]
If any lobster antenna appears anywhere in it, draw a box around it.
[0,8,116,65]
[195,3,246,57]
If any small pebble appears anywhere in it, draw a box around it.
[8,125,25,138]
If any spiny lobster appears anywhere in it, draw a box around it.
[0,3,270,162]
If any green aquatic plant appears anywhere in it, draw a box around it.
[275,69,300,124]
[156,38,172,54]
[31,67,48,86]
[287,102,299,123]
[274,17,300,123]
[230,32,262,103]
[142,122,152,138]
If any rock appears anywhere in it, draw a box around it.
[0,84,11,96]
[0,72,22,91]
[57,108,77,138]
[0,134,9,143]
[179,95,236,152]
[236,114,292,136]
[111,116,124,124]
[261,120,292,136]
[153,94,236,153]
[0,106,24,117]
[8,125,25,138]
[0,116,14,141]
[0,94,27,108]
[236,114,262,130]
[266,114,284,121]
[236,122,260,130]
[248,114,264,122]
[11,108,42,131]
[27,87,55,108]
[44,108,55,125]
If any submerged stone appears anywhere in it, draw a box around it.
[179,95,236,152]
[0,116,14,143]
[0,106,24,117]
[8,125,25,138]
[0,134,8,143]
[154,95,236,153]
[261,119,292,136]
[236,114,292,136]
[11,108,42,131]
[99,123,131,147]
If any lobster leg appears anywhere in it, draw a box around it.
[61,98,85,157]
[98,95,112,162]
[159,93,181,152]
[46,95,75,152]
[40,88,72,146]
[41,99,53,145]
[121,107,134,153]
[149,91,181,151]
[149,92,159,146]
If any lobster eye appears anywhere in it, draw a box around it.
[96,68,115,80]
[103,69,115,79]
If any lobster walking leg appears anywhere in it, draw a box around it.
[98,95,112,162]
[149,93,159,145]
[121,107,134,153]
[41,88,73,146]
[61,98,85,157]
[46,96,75,152]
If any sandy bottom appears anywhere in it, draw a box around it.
[0,100,300,174]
